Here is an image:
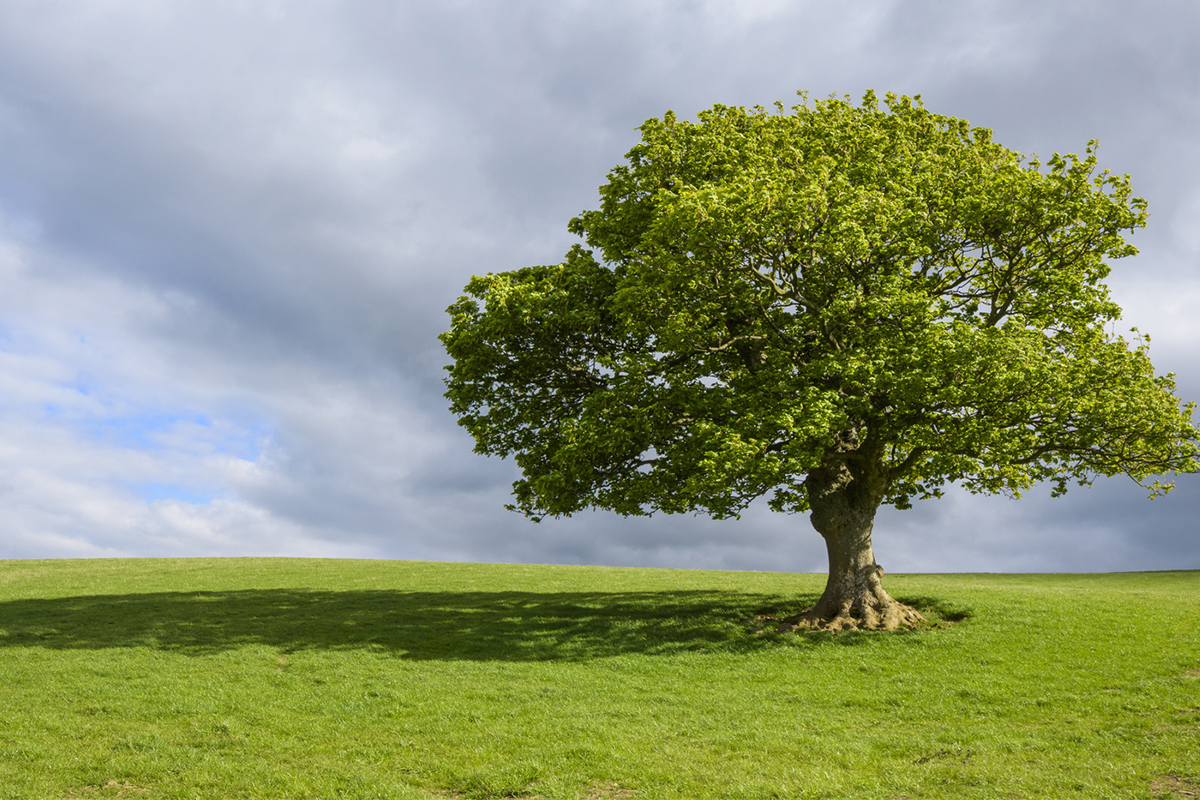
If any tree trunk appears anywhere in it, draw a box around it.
[783,455,925,632]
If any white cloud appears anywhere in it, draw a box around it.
[1171,187,1200,254]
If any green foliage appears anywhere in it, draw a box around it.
[442,91,1198,520]
[0,558,1198,798]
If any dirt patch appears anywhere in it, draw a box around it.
[1183,669,1200,679]
[435,781,631,800]
[582,782,635,799]
[1153,776,1200,798]
[65,780,149,799]
[913,747,973,765]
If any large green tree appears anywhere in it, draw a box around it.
[441,92,1199,630]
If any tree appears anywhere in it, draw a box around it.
[440,91,1199,630]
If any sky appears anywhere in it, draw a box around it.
[0,0,1198,573]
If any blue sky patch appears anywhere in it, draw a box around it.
[130,482,223,505]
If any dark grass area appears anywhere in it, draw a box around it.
[0,588,972,659]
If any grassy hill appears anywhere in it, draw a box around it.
[0,558,1196,798]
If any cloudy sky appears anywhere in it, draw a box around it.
[1,0,1197,573]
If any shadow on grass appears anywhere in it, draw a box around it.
[895,595,973,623]
[0,589,968,661]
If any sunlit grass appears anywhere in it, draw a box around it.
[0,558,1197,798]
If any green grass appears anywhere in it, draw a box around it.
[0,558,1197,799]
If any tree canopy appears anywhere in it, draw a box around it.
[441,91,1199,629]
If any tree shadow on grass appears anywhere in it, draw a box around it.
[894,595,973,623]
[0,589,969,661]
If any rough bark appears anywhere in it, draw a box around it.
[781,449,925,632]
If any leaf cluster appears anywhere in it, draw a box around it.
[442,92,1199,519]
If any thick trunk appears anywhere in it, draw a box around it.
[782,455,925,632]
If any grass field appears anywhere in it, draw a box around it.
[0,558,1196,799]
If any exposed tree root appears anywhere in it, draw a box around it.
[772,565,926,632]
[776,599,926,632]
